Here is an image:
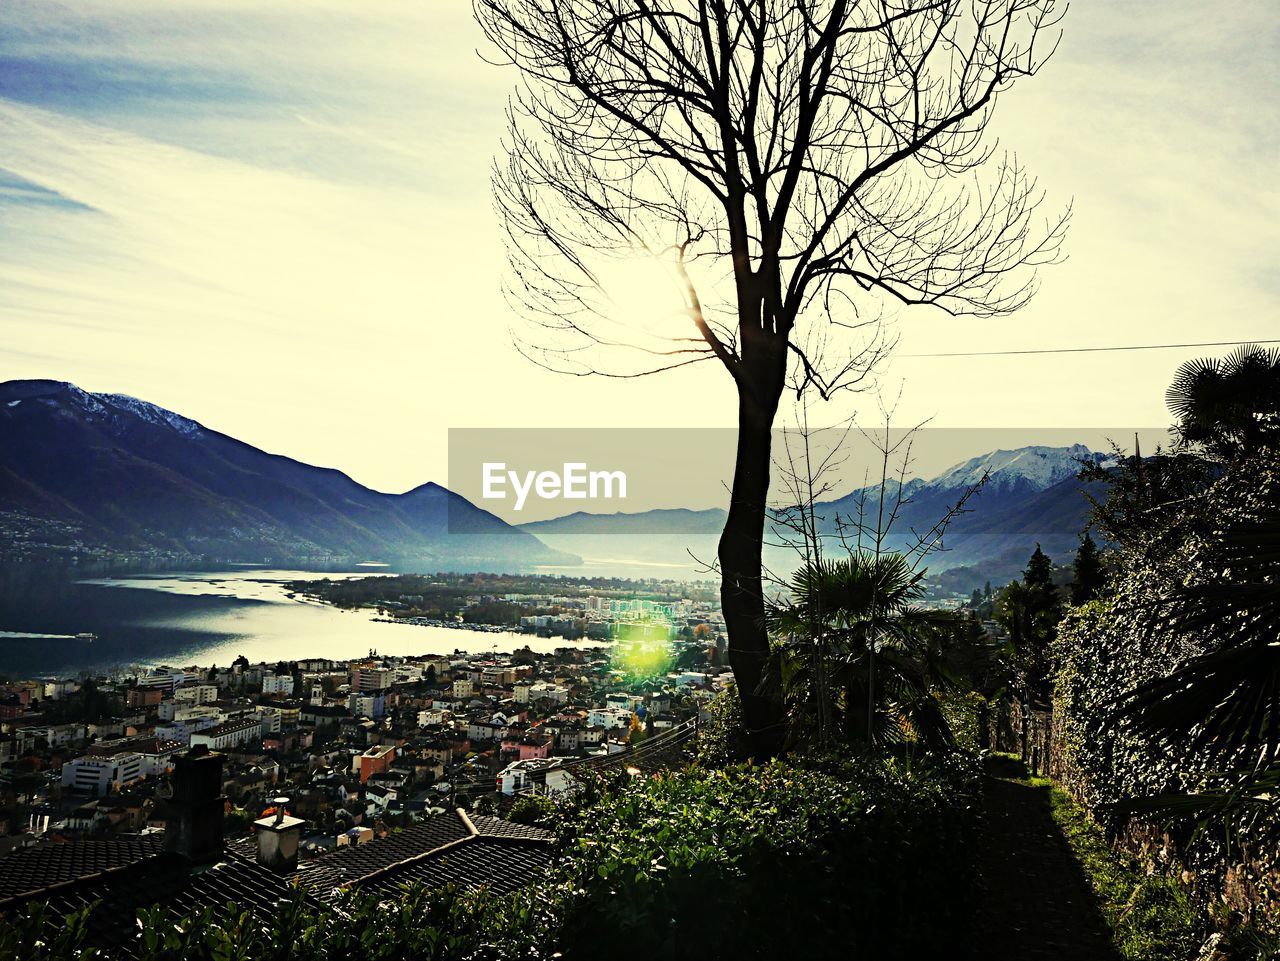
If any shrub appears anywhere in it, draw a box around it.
[690,684,749,766]
[547,752,982,960]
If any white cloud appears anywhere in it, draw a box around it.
[0,0,1277,492]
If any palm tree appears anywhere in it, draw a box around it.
[768,552,995,753]
[1166,343,1280,460]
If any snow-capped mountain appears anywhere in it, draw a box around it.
[98,393,205,437]
[927,444,1108,494]
[520,444,1111,588]
[0,379,573,568]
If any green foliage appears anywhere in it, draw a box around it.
[1038,775,1201,960]
[547,754,982,960]
[6,884,552,961]
[508,793,558,828]
[767,551,998,752]
[1032,768,1280,960]
[1166,344,1280,461]
[994,544,1063,704]
[0,902,98,961]
[691,685,749,767]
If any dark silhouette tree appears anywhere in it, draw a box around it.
[1166,343,1280,461]
[1070,531,1103,605]
[476,0,1069,756]
[995,544,1061,707]
[1024,543,1054,590]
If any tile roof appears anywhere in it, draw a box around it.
[0,811,555,955]
[294,810,550,899]
[0,835,165,903]
[353,837,552,900]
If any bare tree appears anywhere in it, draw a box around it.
[476,0,1069,757]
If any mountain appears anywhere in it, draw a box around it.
[519,444,1111,590]
[0,380,575,569]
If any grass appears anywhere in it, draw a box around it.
[1034,774,1200,959]
[987,753,1280,960]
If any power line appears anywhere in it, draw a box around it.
[902,338,1280,359]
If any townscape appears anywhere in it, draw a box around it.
[0,583,728,854]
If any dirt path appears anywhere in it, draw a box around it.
[968,759,1121,960]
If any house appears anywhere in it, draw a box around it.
[466,719,504,743]
[586,707,633,730]
[502,731,552,760]
[551,724,582,753]
[417,707,451,727]
[355,744,396,783]
[260,673,294,696]
[496,757,578,796]
[350,664,393,693]
[87,737,183,777]
[174,685,219,705]
[2,748,555,955]
[347,692,386,719]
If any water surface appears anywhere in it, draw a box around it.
[0,565,585,677]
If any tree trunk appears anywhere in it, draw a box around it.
[718,327,787,759]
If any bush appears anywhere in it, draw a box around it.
[547,752,982,960]
[690,685,749,766]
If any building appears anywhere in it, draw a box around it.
[346,692,386,719]
[260,673,295,696]
[417,707,451,727]
[480,666,516,686]
[3,748,556,955]
[496,757,577,796]
[174,684,219,705]
[502,733,552,761]
[86,737,183,777]
[350,664,393,693]
[189,717,261,751]
[135,668,188,694]
[527,682,569,706]
[126,687,164,709]
[355,744,396,783]
[15,722,84,749]
[587,707,634,730]
[61,751,144,795]
[466,719,504,743]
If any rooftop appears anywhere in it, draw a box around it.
[0,810,554,956]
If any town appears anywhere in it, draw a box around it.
[0,584,729,857]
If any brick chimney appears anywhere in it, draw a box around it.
[165,746,225,864]
[254,796,304,873]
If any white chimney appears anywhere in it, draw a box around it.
[253,795,304,873]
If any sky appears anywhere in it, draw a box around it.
[0,0,1277,494]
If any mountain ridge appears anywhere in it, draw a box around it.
[0,380,574,569]
[517,443,1109,588]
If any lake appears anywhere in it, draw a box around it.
[0,564,595,678]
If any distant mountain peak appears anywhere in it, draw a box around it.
[928,444,1104,493]
[0,378,574,567]
[0,380,204,438]
[98,393,205,437]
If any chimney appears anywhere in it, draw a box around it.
[165,746,225,864]
[254,795,304,873]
